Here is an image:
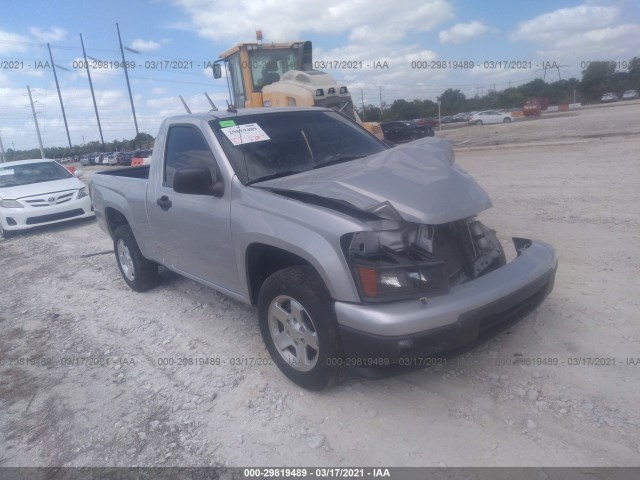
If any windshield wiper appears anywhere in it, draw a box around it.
[247,170,303,185]
[312,155,366,169]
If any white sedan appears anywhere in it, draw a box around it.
[468,111,513,125]
[0,159,94,238]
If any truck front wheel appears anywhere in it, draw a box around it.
[258,266,346,390]
[113,224,159,292]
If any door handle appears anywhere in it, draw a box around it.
[156,195,172,210]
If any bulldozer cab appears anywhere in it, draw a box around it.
[218,41,312,109]
[214,38,383,140]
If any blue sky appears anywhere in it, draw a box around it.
[1,0,639,150]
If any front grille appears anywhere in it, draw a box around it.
[23,191,76,207]
[26,208,85,225]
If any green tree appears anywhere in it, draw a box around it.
[518,79,549,99]
[581,61,616,100]
[358,104,382,122]
[132,132,155,149]
[626,57,640,90]
[388,99,420,120]
[437,89,467,115]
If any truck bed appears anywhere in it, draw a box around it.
[93,165,150,179]
[89,165,150,244]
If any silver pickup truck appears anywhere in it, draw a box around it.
[90,107,557,390]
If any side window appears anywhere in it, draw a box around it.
[164,125,217,188]
[227,54,246,108]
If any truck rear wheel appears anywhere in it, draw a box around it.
[113,224,159,292]
[258,265,346,390]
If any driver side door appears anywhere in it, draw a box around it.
[147,124,240,295]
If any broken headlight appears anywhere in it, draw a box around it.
[344,228,450,303]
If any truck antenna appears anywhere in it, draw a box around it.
[204,92,218,111]
[226,100,237,113]
[179,95,192,114]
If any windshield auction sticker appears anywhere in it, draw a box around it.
[0,169,15,176]
[220,123,270,146]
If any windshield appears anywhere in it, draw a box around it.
[248,49,300,91]
[209,110,387,184]
[0,161,73,188]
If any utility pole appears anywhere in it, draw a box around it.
[47,43,72,149]
[360,89,365,121]
[116,23,139,137]
[80,33,106,151]
[0,133,6,162]
[27,86,46,159]
[379,86,384,120]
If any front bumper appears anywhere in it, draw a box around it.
[1,196,94,231]
[334,238,557,371]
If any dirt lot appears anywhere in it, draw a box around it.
[1,101,639,467]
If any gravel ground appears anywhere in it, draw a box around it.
[1,102,639,467]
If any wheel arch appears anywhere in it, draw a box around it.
[246,243,322,306]
[105,207,130,237]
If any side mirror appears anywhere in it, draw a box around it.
[173,167,224,197]
[212,63,222,79]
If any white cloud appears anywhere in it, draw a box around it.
[151,87,168,95]
[314,43,449,100]
[510,4,640,63]
[0,29,30,54]
[511,5,619,42]
[130,38,162,52]
[543,24,640,58]
[172,0,453,43]
[29,26,67,42]
[439,21,491,45]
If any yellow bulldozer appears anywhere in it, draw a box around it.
[212,38,384,140]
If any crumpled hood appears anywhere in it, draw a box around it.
[257,137,492,225]
[0,177,83,200]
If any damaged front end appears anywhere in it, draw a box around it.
[343,217,506,303]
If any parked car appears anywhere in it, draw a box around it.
[89,107,557,390]
[117,152,134,166]
[131,149,153,165]
[105,153,120,166]
[414,117,439,128]
[468,111,513,125]
[381,120,434,143]
[452,112,471,122]
[99,153,114,165]
[621,89,639,100]
[600,92,618,102]
[0,159,94,238]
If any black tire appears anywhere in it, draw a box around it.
[476,120,483,126]
[113,224,159,292]
[503,117,512,123]
[0,223,14,239]
[258,265,346,390]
